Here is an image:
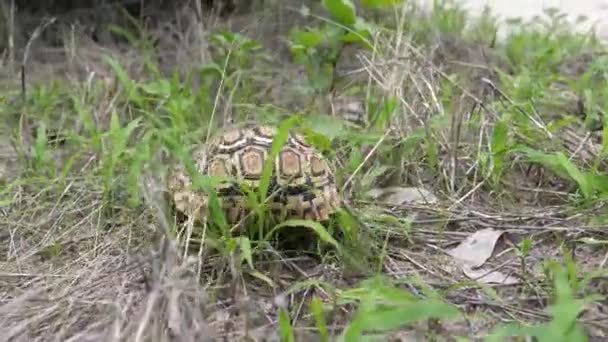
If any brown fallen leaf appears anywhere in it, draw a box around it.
[447,228,504,268]
[461,264,519,285]
[447,228,519,285]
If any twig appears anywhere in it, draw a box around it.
[21,16,57,104]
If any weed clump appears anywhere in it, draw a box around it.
[1,0,608,341]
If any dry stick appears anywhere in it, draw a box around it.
[469,103,487,203]
[404,42,491,113]
[600,250,608,269]
[568,131,592,161]
[21,17,57,103]
[206,41,232,142]
[16,16,56,164]
[448,100,463,194]
[194,0,210,64]
[405,42,550,167]
[7,0,15,73]
[403,42,500,202]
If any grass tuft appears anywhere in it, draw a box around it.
[1,0,608,340]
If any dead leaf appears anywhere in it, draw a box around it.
[447,228,505,268]
[461,264,519,285]
[366,186,438,206]
[447,228,518,284]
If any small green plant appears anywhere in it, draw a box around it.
[487,118,512,185]
[517,237,533,277]
[336,276,461,340]
[487,260,600,342]
[287,0,398,96]
[278,306,296,342]
[513,146,608,200]
[207,31,266,105]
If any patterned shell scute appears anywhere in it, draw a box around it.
[170,124,341,224]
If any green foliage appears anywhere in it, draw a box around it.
[503,9,598,74]
[431,0,468,36]
[487,261,599,342]
[287,0,384,95]
[337,276,461,340]
[278,307,296,342]
[310,297,330,342]
[265,219,342,254]
[514,147,608,199]
[4,1,608,340]
[323,0,357,26]
[361,0,404,9]
[488,119,511,184]
[207,31,267,106]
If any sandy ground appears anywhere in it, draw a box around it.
[420,0,608,40]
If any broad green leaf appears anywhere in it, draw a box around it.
[290,29,326,49]
[514,146,570,178]
[34,123,48,165]
[514,147,593,198]
[342,18,374,46]
[304,114,349,140]
[310,297,329,342]
[303,128,333,152]
[127,132,153,206]
[238,236,254,269]
[520,238,533,256]
[336,209,358,236]
[491,120,509,154]
[341,299,460,340]
[141,79,171,96]
[200,63,224,78]
[361,0,404,8]
[308,62,336,94]
[339,278,417,304]
[487,323,551,342]
[278,308,295,342]
[554,153,591,198]
[107,24,139,46]
[206,187,229,233]
[73,97,102,153]
[265,219,342,253]
[103,55,142,106]
[375,96,397,128]
[322,0,357,26]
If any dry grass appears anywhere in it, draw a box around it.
[2,1,608,341]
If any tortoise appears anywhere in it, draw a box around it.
[166,123,342,225]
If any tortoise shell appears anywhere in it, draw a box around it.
[167,124,341,224]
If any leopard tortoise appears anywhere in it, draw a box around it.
[166,123,343,225]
